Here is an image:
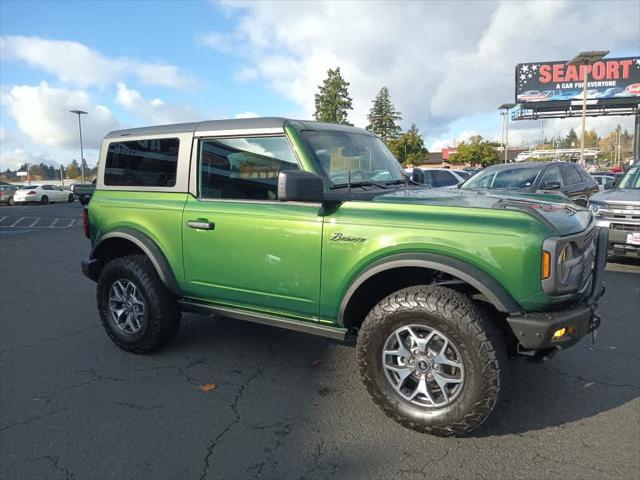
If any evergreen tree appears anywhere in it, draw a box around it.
[314,67,353,125]
[387,124,428,165]
[66,160,80,179]
[366,87,402,142]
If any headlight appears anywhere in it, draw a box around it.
[558,242,576,286]
[588,203,600,216]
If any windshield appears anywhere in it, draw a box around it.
[461,166,542,190]
[617,165,640,189]
[300,130,408,186]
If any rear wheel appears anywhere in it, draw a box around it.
[40,195,49,205]
[357,285,507,437]
[97,254,180,353]
[8,197,15,206]
[68,194,74,203]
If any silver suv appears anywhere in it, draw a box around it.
[588,164,640,257]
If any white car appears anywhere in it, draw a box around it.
[405,168,467,188]
[591,174,616,192]
[13,184,74,205]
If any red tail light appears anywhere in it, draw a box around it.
[27,190,36,195]
[82,208,90,238]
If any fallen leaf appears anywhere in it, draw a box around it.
[199,384,216,392]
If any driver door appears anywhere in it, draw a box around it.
[182,135,323,318]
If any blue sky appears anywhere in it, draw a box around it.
[1,0,638,169]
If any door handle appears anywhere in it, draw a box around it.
[187,220,215,230]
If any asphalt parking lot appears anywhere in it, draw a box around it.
[1,202,639,480]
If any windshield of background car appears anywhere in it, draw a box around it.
[461,166,543,190]
[300,130,407,186]
[617,165,640,189]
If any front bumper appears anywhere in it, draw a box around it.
[507,227,608,351]
[596,219,640,253]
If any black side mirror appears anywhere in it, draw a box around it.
[278,170,324,202]
[412,168,425,184]
[541,181,562,190]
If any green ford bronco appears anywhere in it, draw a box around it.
[82,118,607,436]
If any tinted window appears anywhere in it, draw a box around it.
[540,166,564,187]
[105,138,179,187]
[428,170,458,187]
[462,166,542,189]
[561,165,582,185]
[455,171,471,180]
[199,136,299,200]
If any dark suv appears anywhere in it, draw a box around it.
[461,161,598,206]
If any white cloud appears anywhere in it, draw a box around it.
[234,111,258,119]
[1,35,196,89]
[3,81,119,149]
[115,83,200,124]
[205,0,639,138]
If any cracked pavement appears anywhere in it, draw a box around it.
[1,203,639,479]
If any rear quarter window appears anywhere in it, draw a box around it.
[104,138,180,187]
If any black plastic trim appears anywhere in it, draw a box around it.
[178,299,347,341]
[506,305,594,350]
[91,228,181,295]
[337,252,522,323]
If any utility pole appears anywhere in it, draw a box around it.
[69,110,88,183]
[567,51,609,166]
[499,103,515,163]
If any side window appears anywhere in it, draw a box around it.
[431,170,458,187]
[42,185,52,190]
[561,165,582,186]
[104,138,179,187]
[199,136,299,200]
[541,166,564,187]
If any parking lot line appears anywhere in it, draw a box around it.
[66,219,75,228]
[0,216,6,223]
[9,217,25,227]
[50,218,60,228]
[27,217,42,228]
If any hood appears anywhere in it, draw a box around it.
[372,187,592,236]
[589,188,640,205]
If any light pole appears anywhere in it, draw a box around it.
[499,103,515,163]
[69,110,88,183]
[567,51,608,166]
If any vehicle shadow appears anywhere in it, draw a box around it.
[168,311,638,439]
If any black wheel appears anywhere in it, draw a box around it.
[357,285,507,437]
[8,197,15,206]
[40,195,49,205]
[97,254,180,353]
[68,194,74,203]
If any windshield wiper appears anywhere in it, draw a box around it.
[330,181,389,190]
[384,179,412,186]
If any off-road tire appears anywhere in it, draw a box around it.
[97,254,180,353]
[357,285,507,437]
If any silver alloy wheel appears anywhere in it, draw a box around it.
[382,324,465,408]
[108,279,146,334]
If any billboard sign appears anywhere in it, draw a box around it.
[515,57,640,104]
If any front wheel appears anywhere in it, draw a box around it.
[97,254,180,353]
[357,285,507,437]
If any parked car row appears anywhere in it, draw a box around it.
[0,184,75,205]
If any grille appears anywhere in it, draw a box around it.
[580,228,595,289]
[610,223,640,232]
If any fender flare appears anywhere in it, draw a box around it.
[337,252,522,324]
[91,228,180,295]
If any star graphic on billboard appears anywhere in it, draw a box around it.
[520,65,529,74]
[531,65,538,72]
